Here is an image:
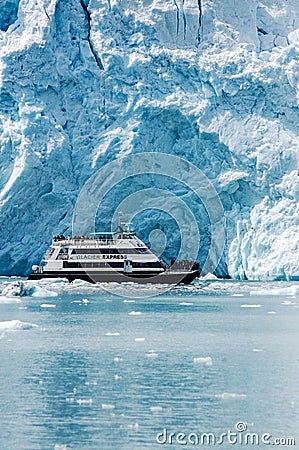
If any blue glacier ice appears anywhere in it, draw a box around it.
[0,0,298,280]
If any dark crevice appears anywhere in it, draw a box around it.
[197,0,202,45]
[80,0,104,70]
[59,211,68,222]
[44,6,50,22]
[181,0,186,39]
[257,27,268,35]
[173,0,180,36]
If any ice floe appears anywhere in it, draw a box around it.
[215,393,247,400]
[0,295,22,304]
[0,320,37,331]
[145,351,159,359]
[250,285,298,297]
[102,403,115,410]
[40,303,56,308]
[193,357,213,366]
[241,304,262,308]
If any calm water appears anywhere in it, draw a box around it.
[0,278,298,449]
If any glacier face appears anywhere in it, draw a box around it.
[0,0,298,279]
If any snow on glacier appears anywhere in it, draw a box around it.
[0,0,298,280]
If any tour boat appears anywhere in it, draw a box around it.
[28,221,200,284]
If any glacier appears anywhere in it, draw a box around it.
[0,0,298,280]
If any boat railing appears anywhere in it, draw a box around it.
[53,238,115,246]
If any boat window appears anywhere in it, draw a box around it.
[132,261,162,268]
[71,248,151,255]
[63,261,124,269]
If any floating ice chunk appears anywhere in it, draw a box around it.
[252,348,263,352]
[85,381,97,386]
[40,303,56,308]
[114,374,122,380]
[102,403,115,409]
[54,445,67,450]
[71,279,91,286]
[150,406,163,412]
[134,337,145,342]
[128,423,139,430]
[232,294,244,297]
[0,320,37,331]
[200,273,218,280]
[251,286,298,297]
[267,311,277,314]
[113,357,122,362]
[129,311,141,315]
[179,302,193,306]
[105,332,120,336]
[123,300,135,303]
[240,304,261,308]
[82,298,90,303]
[1,281,28,297]
[215,392,247,400]
[193,356,213,366]
[32,287,58,297]
[281,300,296,305]
[0,295,22,303]
[145,351,159,358]
[76,398,93,405]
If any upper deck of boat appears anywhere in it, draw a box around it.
[52,233,146,248]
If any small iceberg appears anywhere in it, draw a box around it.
[40,303,56,308]
[215,392,247,400]
[113,357,123,362]
[1,281,29,297]
[250,285,298,296]
[145,351,159,358]
[150,406,163,412]
[0,320,37,331]
[240,304,262,308]
[102,403,115,410]
[32,287,58,297]
[76,398,93,406]
[193,356,213,366]
[0,295,22,304]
